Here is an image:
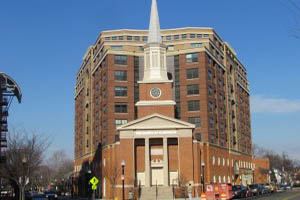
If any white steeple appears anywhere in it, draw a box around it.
[141,0,170,82]
[148,0,162,44]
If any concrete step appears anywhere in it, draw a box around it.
[140,187,173,200]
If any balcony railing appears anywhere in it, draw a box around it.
[0,98,8,106]
[1,125,8,132]
[2,109,8,117]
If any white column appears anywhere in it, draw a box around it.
[145,138,151,187]
[163,137,169,186]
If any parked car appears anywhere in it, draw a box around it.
[232,185,248,199]
[249,184,264,196]
[44,191,58,200]
[264,183,276,193]
[31,193,47,200]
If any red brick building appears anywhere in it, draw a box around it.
[74,0,254,198]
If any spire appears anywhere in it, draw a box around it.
[148,0,162,44]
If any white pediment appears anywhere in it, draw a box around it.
[117,113,195,130]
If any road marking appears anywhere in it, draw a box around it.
[282,193,300,200]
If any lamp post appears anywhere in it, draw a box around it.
[21,156,27,200]
[252,168,255,184]
[121,160,125,200]
[201,162,205,193]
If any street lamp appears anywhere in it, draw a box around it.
[121,160,125,200]
[252,168,255,184]
[201,162,205,193]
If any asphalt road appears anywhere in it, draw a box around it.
[255,190,300,200]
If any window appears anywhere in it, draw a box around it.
[103,104,107,114]
[223,158,225,166]
[186,53,198,63]
[112,36,117,40]
[218,79,223,87]
[218,157,220,165]
[187,84,199,95]
[111,45,123,50]
[208,86,213,96]
[119,36,124,40]
[115,119,128,127]
[115,86,127,97]
[204,34,209,38]
[213,176,216,183]
[209,102,213,112]
[208,70,212,80]
[191,43,203,48]
[190,34,196,38]
[219,94,223,102]
[223,176,226,183]
[209,117,214,128]
[115,70,127,81]
[197,34,203,38]
[127,36,132,40]
[105,37,111,40]
[188,117,201,127]
[186,68,198,79]
[182,34,187,39]
[135,36,140,41]
[219,176,221,183]
[174,35,179,40]
[228,176,231,183]
[142,36,148,41]
[212,156,215,165]
[166,35,171,40]
[114,55,127,65]
[207,56,212,65]
[115,103,127,113]
[187,100,200,111]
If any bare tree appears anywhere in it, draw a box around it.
[46,150,73,192]
[103,161,121,198]
[2,129,50,200]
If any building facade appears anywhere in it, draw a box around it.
[74,0,254,198]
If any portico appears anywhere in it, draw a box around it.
[117,114,195,188]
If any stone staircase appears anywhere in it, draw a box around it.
[140,186,173,200]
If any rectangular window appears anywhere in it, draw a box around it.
[191,43,203,48]
[190,34,196,38]
[203,34,209,38]
[119,36,124,40]
[111,45,123,50]
[142,36,148,41]
[112,36,117,40]
[127,36,132,40]
[209,102,213,112]
[187,84,199,95]
[103,104,107,114]
[209,117,214,128]
[186,68,198,79]
[115,70,127,81]
[115,86,127,97]
[135,36,140,41]
[208,86,213,96]
[208,70,212,80]
[197,34,203,38]
[218,79,223,88]
[115,119,128,127]
[115,103,128,113]
[166,35,171,40]
[105,37,111,40]
[207,56,212,65]
[114,55,127,65]
[174,35,179,40]
[188,117,201,127]
[182,34,187,39]
[187,100,200,111]
[186,53,198,63]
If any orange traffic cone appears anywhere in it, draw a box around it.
[200,192,207,200]
[220,192,227,200]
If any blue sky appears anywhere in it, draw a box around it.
[1,0,299,160]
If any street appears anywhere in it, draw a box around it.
[255,190,300,200]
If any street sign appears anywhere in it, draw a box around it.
[92,185,97,190]
[89,176,99,185]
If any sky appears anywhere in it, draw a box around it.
[0,0,300,160]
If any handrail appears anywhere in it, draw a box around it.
[156,180,158,200]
